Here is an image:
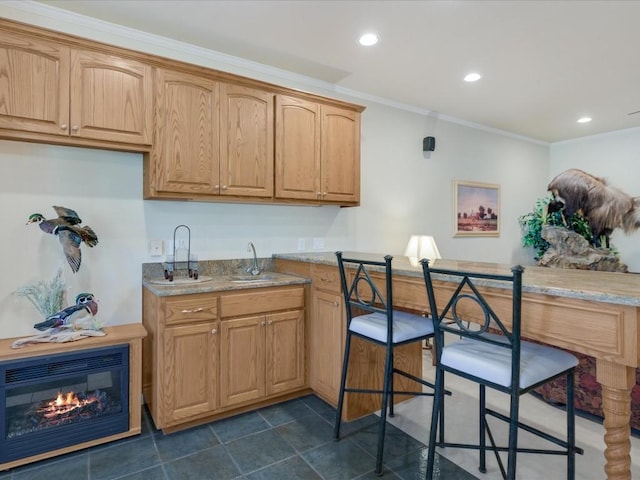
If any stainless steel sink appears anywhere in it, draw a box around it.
[228,274,276,283]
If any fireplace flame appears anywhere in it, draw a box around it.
[39,391,99,419]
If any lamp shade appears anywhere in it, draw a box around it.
[404,235,441,266]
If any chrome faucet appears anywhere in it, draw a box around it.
[247,242,261,275]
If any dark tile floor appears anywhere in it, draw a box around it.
[0,395,477,479]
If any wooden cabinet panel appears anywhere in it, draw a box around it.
[220,315,266,407]
[220,308,305,407]
[0,19,363,204]
[266,309,305,395]
[151,68,220,195]
[163,322,218,424]
[165,294,219,325]
[144,284,306,430]
[0,29,152,146]
[320,105,360,204]
[275,95,320,200]
[311,264,342,294]
[0,31,69,135]
[220,83,274,198]
[275,97,361,205]
[220,286,304,318]
[70,49,152,144]
[310,289,344,404]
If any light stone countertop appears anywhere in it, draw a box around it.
[142,258,309,297]
[273,252,640,307]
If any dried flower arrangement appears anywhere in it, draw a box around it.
[14,268,66,319]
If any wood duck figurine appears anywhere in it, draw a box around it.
[27,206,98,273]
[33,293,98,331]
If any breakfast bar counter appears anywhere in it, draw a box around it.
[274,252,640,480]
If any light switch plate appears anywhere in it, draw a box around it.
[297,238,306,251]
[150,239,163,256]
[313,238,325,249]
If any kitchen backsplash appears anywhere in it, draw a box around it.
[142,258,275,281]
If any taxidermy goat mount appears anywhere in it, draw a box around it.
[520,169,638,272]
[26,206,99,273]
[547,168,640,249]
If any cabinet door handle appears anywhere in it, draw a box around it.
[71,125,79,132]
[60,123,68,130]
[211,328,217,335]
[261,321,266,326]
[222,185,228,190]
[181,307,204,313]
[322,192,327,196]
[267,320,273,325]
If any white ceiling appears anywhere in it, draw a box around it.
[34,0,640,143]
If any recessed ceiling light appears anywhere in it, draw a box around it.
[464,72,482,82]
[577,117,592,123]
[359,33,379,46]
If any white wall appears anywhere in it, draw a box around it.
[0,3,550,339]
[550,127,640,272]
[355,103,549,263]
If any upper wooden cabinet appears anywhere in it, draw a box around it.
[0,29,152,148]
[275,97,360,205]
[219,84,274,198]
[0,31,69,136]
[149,68,220,196]
[70,49,152,145]
[275,96,320,201]
[0,18,364,205]
[320,105,360,204]
[147,76,275,200]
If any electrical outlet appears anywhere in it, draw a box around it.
[313,238,325,249]
[149,239,163,256]
[297,238,306,251]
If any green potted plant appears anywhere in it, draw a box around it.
[518,195,592,260]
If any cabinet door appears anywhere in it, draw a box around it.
[163,322,218,425]
[266,309,305,395]
[152,68,220,195]
[220,315,266,407]
[320,105,360,204]
[70,49,152,144]
[274,95,320,200]
[310,289,345,405]
[220,84,274,197]
[0,31,70,136]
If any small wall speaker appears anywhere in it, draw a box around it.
[423,136,436,152]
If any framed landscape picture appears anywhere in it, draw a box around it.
[453,180,500,237]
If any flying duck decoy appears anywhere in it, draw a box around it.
[33,292,98,331]
[27,206,98,273]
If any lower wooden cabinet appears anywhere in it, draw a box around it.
[266,310,305,395]
[220,309,304,408]
[309,265,345,405]
[163,321,219,424]
[143,285,305,432]
[220,315,265,407]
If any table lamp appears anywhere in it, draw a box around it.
[404,235,441,266]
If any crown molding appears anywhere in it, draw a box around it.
[4,1,547,146]
[551,126,640,146]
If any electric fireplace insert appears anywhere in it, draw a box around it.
[0,344,129,463]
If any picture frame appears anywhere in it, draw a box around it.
[453,180,500,237]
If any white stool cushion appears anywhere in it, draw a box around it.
[441,332,578,389]
[349,310,434,344]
